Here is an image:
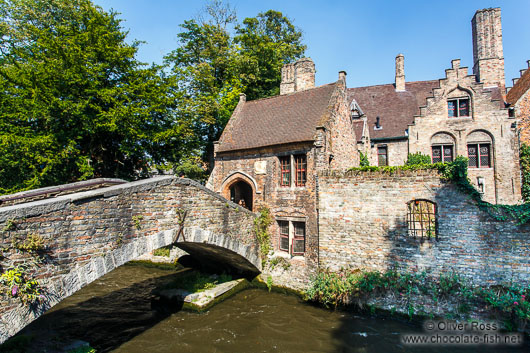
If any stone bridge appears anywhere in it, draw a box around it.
[0,176,260,343]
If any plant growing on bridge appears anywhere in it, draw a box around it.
[253,207,272,263]
[12,233,46,254]
[2,219,17,232]
[0,265,44,305]
[132,215,144,230]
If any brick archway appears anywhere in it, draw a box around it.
[220,172,257,211]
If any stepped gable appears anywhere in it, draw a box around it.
[507,64,530,105]
[217,83,337,152]
[348,80,439,142]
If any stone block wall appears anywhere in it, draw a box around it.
[318,169,530,286]
[0,176,257,342]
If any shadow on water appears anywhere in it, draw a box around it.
[3,264,183,353]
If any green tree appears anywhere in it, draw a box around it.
[0,0,193,194]
[166,3,306,169]
[234,10,306,100]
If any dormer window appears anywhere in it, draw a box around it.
[448,98,470,117]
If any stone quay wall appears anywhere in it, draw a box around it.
[0,176,257,343]
[318,169,530,286]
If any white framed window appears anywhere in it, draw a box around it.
[276,219,305,256]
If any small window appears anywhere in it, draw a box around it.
[407,200,437,239]
[279,156,291,186]
[377,146,388,166]
[278,221,289,251]
[292,222,305,255]
[448,98,470,117]
[432,145,453,163]
[294,154,307,187]
[468,143,491,168]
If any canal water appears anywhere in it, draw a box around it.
[6,263,528,353]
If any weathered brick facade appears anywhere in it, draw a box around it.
[352,8,524,204]
[318,170,530,286]
[0,177,258,343]
[208,59,358,275]
[408,59,520,204]
[507,61,530,145]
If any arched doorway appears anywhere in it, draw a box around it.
[229,180,253,210]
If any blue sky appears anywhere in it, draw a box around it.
[93,0,530,89]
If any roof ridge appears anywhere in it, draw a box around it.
[244,82,337,104]
[348,79,439,90]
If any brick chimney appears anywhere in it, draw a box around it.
[280,58,315,95]
[395,54,405,91]
[472,8,505,91]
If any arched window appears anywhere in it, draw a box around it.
[447,88,471,118]
[467,131,493,168]
[407,200,437,239]
[431,132,455,163]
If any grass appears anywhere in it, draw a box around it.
[165,271,232,293]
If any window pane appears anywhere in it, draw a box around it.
[280,157,290,186]
[378,147,388,166]
[468,144,478,167]
[479,144,490,168]
[293,238,305,254]
[278,221,289,251]
[293,222,305,236]
[407,200,437,238]
[294,155,306,187]
[432,146,441,163]
[293,222,305,255]
[459,99,469,116]
[448,100,456,117]
[443,145,453,162]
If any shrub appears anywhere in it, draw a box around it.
[406,152,431,166]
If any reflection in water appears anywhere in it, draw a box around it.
[9,264,529,353]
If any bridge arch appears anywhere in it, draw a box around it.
[0,176,260,343]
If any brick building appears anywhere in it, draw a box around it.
[507,61,530,146]
[207,8,526,271]
[207,58,357,272]
[354,8,522,204]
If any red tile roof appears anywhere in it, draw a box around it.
[348,80,440,141]
[217,83,338,152]
[507,67,530,105]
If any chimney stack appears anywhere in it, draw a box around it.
[280,58,315,95]
[395,54,405,91]
[472,8,505,91]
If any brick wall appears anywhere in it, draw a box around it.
[318,169,530,286]
[516,88,530,145]
[408,60,520,204]
[0,176,257,342]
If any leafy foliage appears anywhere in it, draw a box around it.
[234,10,306,101]
[406,152,431,166]
[349,156,530,225]
[0,0,194,194]
[165,4,306,169]
[0,265,44,305]
[254,207,273,262]
[359,152,369,167]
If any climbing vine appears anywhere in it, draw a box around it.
[349,156,530,225]
[254,207,273,264]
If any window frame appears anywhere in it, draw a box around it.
[292,222,305,256]
[294,154,307,187]
[279,156,291,187]
[278,220,290,252]
[467,143,491,168]
[407,200,437,240]
[377,146,388,166]
[448,97,470,118]
[431,144,454,163]
[277,219,306,256]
